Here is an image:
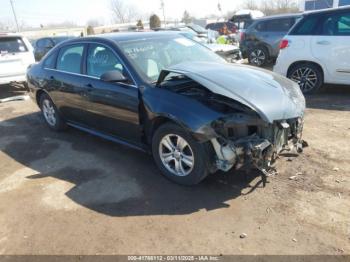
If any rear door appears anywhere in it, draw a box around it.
[47,43,96,125]
[0,36,33,77]
[311,10,350,84]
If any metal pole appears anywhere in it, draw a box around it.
[10,0,20,32]
[160,0,166,26]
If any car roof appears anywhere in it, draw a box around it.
[65,31,181,44]
[254,13,302,21]
[303,5,350,16]
[36,36,74,40]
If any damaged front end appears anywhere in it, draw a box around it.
[151,62,307,184]
[210,114,306,184]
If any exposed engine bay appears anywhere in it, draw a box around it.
[158,72,307,185]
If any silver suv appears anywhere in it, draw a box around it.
[240,14,301,66]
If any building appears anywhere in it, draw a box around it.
[300,0,350,11]
[21,27,87,39]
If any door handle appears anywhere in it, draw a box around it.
[316,40,330,45]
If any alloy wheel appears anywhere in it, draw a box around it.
[159,134,194,177]
[290,67,318,93]
[250,49,266,66]
[42,99,56,126]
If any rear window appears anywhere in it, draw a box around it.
[255,18,296,32]
[0,37,28,54]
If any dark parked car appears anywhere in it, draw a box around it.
[205,22,237,35]
[240,14,301,66]
[27,32,306,185]
[34,36,75,61]
[154,25,208,38]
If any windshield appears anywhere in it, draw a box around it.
[0,37,28,53]
[118,35,225,83]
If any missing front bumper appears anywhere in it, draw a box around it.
[211,118,307,186]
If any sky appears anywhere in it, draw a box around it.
[0,0,247,28]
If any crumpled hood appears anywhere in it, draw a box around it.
[166,62,306,123]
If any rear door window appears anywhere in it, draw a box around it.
[339,0,350,6]
[290,15,320,35]
[338,14,350,35]
[43,51,57,69]
[56,44,84,74]
[0,37,28,54]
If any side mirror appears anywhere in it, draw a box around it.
[100,70,128,83]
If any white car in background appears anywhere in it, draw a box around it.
[274,7,350,94]
[0,34,35,86]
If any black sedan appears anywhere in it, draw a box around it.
[27,32,306,185]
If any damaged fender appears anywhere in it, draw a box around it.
[143,62,306,176]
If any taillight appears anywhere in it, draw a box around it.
[279,39,289,49]
[240,32,245,41]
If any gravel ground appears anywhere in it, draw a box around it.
[0,83,349,255]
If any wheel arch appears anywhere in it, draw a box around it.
[144,114,192,146]
[35,89,50,106]
[287,60,325,80]
[141,88,221,146]
[250,43,271,58]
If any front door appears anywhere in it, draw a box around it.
[81,43,141,144]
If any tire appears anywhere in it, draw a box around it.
[152,123,213,185]
[288,63,323,94]
[248,46,269,67]
[39,93,66,131]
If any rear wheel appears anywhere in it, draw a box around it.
[248,47,269,67]
[152,123,212,185]
[39,93,66,131]
[288,63,323,94]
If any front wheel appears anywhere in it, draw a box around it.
[152,123,212,185]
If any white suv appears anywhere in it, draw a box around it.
[0,34,35,86]
[274,7,350,93]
